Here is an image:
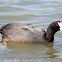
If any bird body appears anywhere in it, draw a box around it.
[0,23,46,42]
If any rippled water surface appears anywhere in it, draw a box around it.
[0,0,62,62]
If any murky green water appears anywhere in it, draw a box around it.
[0,0,62,62]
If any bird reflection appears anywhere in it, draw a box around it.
[2,41,59,59]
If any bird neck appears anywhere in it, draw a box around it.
[45,26,56,42]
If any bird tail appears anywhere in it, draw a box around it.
[0,28,3,34]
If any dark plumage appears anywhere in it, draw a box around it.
[0,21,62,43]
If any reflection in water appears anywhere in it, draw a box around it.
[2,41,59,59]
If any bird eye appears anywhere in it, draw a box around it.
[56,25,59,27]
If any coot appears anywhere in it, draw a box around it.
[0,21,62,43]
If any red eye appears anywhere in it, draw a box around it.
[56,25,59,27]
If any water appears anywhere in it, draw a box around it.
[0,0,62,62]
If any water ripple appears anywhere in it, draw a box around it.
[0,12,62,16]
